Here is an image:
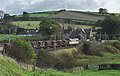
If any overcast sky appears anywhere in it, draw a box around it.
[0,0,120,14]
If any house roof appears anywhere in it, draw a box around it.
[69,28,92,39]
[63,29,72,34]
[69,28,85,39]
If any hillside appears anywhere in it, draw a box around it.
[0,55,76,76]
[0,55,31,76]
[13,11,106,29]
[50,11,105,22]
[1,45,120,76]
[17,11,105,22]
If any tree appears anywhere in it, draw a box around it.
[39,18,61,39]
[23,12,29,21]
[96,17,120,39]
[99,8,108,14]
[0,24,17,34]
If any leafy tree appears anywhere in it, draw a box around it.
[101,17,120,34]
[99,8,108,14]
[0,24,17,34]
[39,18,61,39]
[96,17,120,39]
[23,12,29,21]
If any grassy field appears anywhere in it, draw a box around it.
[0,34,25,41]
[12,21,93,29]
[29,13,51,17]
[17,13,51,17]
[61,24,93,29]
[12,21,40,29]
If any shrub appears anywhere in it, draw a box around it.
[4,39,36,62]
[82,42,103,56]
[36,48,79,70]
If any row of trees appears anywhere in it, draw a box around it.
[95,16,120,39]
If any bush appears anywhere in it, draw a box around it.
[4,39,36,62]
[36,48,79,70]
[82,42,103,56]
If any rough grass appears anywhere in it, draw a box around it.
[0,55,33,76]
[1,54,120,76]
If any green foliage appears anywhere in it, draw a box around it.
[109,41,120,50]
[39,18,61,35]
[13,39,36,61]
[23,12,30,21]
[0,34,25,42]
[0,24,17,34]
[82,42,120,56]
[96,17,120,35]
[1,48,120,76]
[99,8,108,14]
[82,42,103,56]
[36,48,79,69]
[5,39,36,62]
[39,18,61,40]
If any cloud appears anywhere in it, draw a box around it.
[3,0,120,14]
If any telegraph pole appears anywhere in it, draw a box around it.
[105,32,107,42]
[100,32,102,41]
[54,33,57,51]
[8,28,11,44]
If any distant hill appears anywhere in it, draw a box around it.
[17,10,106,22]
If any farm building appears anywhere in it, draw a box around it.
[63,28,93,41]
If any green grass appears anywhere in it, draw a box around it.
[62,24,93,29]
[12,21,40,29]
[12,21,93,29]
[29,13,50,17]
[0,55,33,76]
[17,13,50,17]
[0,34,25,41]
[1,54,120,76]
[1,49,120,76]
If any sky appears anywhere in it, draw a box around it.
[0,0,120,14]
